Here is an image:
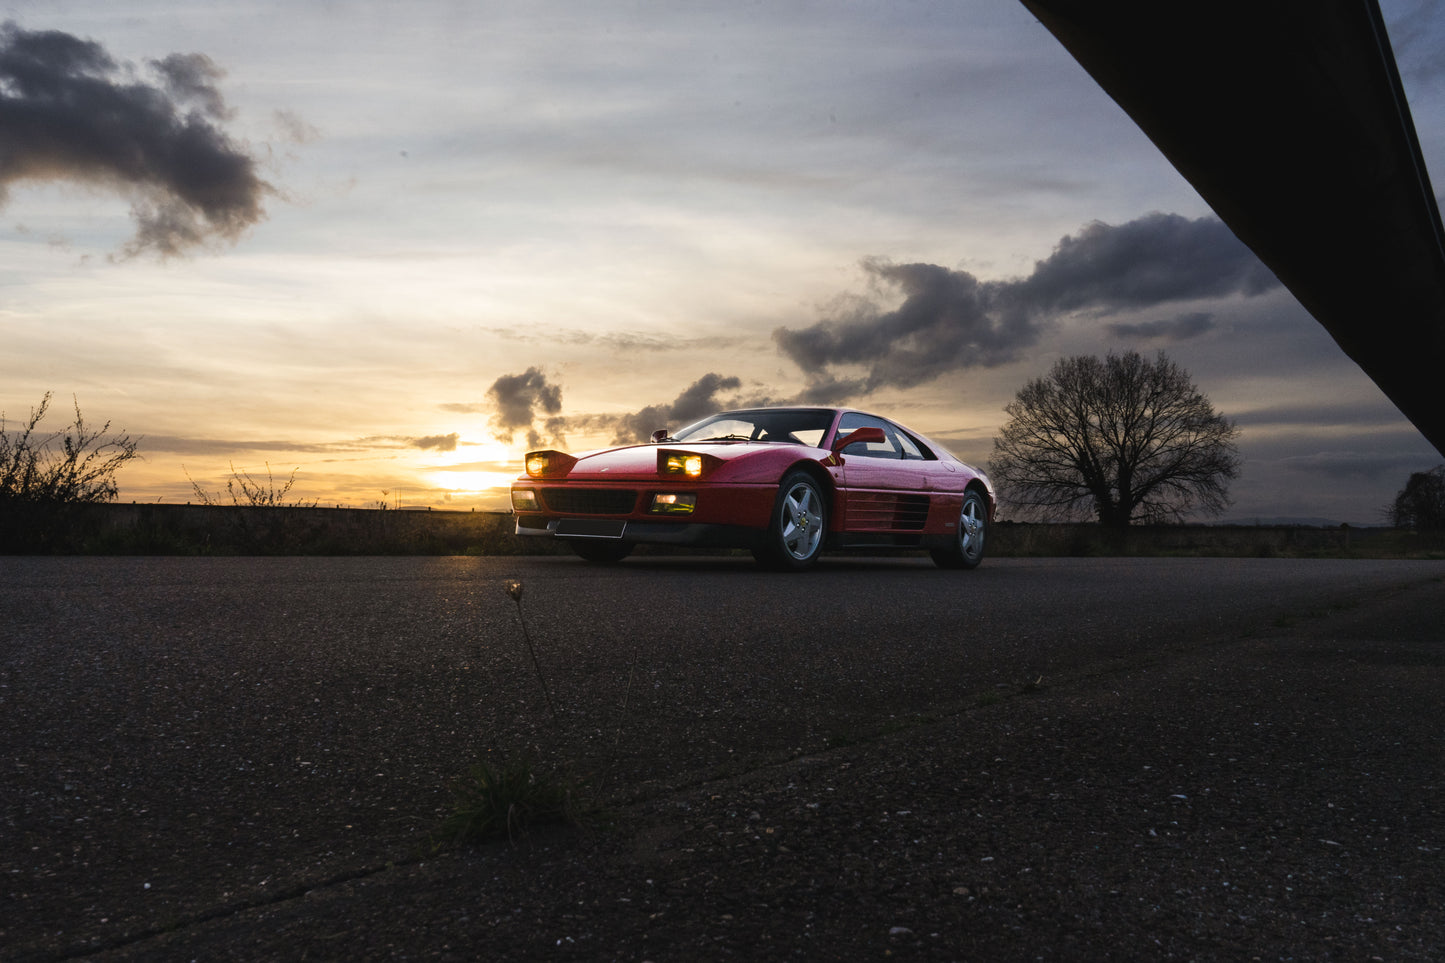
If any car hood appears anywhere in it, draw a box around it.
[561,442,788,479]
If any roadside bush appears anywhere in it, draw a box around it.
[1,394,140,552]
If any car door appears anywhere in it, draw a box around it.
[834,413,932,532]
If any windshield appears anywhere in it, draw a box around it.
[671,408,836,447]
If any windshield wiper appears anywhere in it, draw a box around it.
[698,433,750,442]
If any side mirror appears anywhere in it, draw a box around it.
[650,428,670,443]
[830,426,886,453]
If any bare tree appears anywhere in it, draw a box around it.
[1389,465,1445,531]
[0,393,140,503]
[990,351,1240,528]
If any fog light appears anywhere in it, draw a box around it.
[651,492,696,514]
[511,489,538,511]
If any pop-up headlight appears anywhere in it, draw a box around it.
[667,454,703,476]
[524,450,578,478]
[658,449,714,477]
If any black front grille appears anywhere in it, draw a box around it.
[540,488,638,515]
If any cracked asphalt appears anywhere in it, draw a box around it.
[2,555,1443,960]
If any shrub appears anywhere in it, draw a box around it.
[438,756,580,845]
[0,393,139,504]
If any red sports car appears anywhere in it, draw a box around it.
[510,407,994,570]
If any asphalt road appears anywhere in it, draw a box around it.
[3,555,1443,960]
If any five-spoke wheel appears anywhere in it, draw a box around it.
[931,488,987,569]
[755,471,827,570]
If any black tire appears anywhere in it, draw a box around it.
[931,488,987,570]
[753,470,828,570]
[570,540,633,563]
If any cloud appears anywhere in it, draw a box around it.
[147,432,463,456]
[486,367,564,448]
[606,372,747,443]
[412,433,459,452]
[0,22,272,258]
[1277,450,1437,480]
[774,213,1280,401]
[1107,312,1216,342]
[481,370,765,448]
[480,325,745,353]
[1016,213,1279,312]
[774,259,1038,396]
[143,435,343,456]
[1233,400,1413,430]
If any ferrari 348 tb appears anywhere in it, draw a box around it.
[510,407,993,570]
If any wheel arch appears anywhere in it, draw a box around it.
[965,478,995,522]
[785,459,838,512]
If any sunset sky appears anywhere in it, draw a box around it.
[3,0,1443,524]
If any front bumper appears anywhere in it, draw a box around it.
[511,480,776,549]
[514,515,762,549]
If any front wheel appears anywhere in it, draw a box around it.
[753,471,828,570]
[570,540,633,564]
[931,489,987,569]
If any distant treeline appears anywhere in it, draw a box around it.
[4,502,1444,559]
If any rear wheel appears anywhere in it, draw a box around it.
[753,471,827,570]
[931,489,987,569]
[570,541,632,563]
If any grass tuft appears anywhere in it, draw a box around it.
[438,755,581,846]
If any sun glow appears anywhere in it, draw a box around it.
[430,469,518,494]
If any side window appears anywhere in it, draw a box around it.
[836,413,901,458]
[894,429,924,460]
[889,424,934,460]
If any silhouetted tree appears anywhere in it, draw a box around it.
[990,351,1240,528]
[1389,465,1445,530]
[0,393,139,504]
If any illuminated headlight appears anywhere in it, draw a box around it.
[525,454,550,477]
[511,489,538,511]
[663,454,704,477]
[650,492,697,514]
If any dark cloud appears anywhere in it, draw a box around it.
[0,22,272,258]
[791,373,872,406]
[1107,312,1216,342]
[412,433,459,452]
[481,370,764,449]
[607,372,745,443]
[1232,399,1422,430]
[1017,213,1279,312]
[486,367,564,448]
[1277,450,1435,480]
[775,258,1036,395]
[151,52,231,120]
[774,213,1280,401]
